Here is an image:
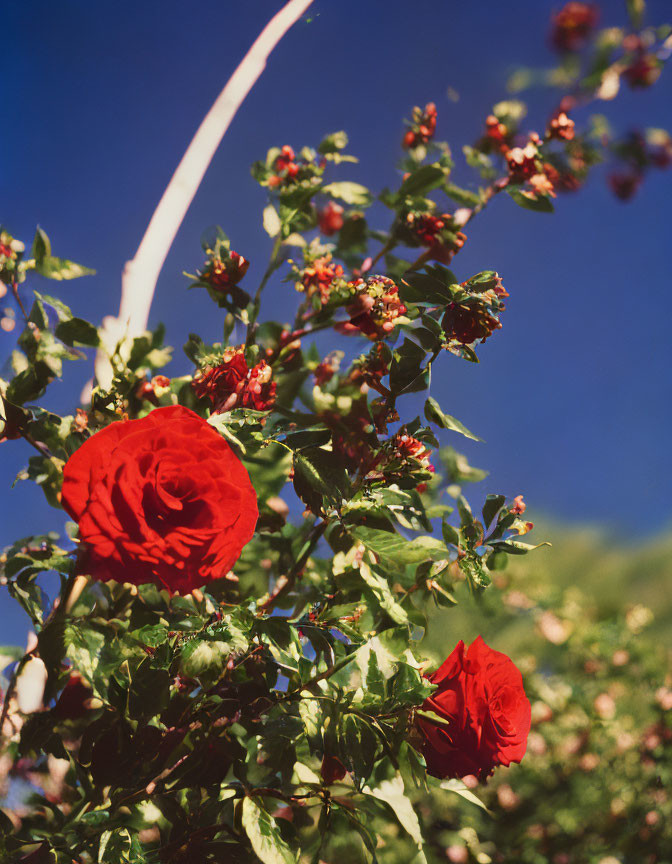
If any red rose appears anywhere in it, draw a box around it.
[416,637,531,779]
[61,405,258,592]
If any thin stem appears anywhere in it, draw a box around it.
[10,280,29,323]
[246,235,283,348]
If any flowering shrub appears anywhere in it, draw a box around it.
[0,3,670,862]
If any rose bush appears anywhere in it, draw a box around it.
[0,3,670,861]
[61,404,258,592]
[417,637,531,780]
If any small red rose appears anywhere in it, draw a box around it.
[416,636,531,780]
[61,405,258,592]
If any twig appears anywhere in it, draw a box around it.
[94,0,315,388]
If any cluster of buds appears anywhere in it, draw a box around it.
[269,145,300,188]
[136,375,171,406]
[485,114,511,153]
[442,272,507,347]
[403,102,438,150]
[191,347,276,414]
[324,399,380,474]
[550,2,599,53]
[547,111,575,142]
[253,144,325,192]
[313,352,342,387]
[401,209,467,265]
[506,134,560,200]
[387,433,435,491]
[318,201,345,236]
[347,342,391,391]
[623,36,663,89]
[294,251,345,305]
[506,135,541,180]
[443,302,502,346]
[0,230,25,284]
[608,129,672,201]
[337,276,408,340]
[198,245,250,306]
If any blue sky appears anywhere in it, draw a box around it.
[1,1,671,642]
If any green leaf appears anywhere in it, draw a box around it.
[490,539,551,555]
[241,796,298,864]
[440,778,491,812]
[263,204,282,238]
[424,397,482,442]
[364,772,425,854]
[353,526,448,567]
[322,181,371,205]
[358,565,408,624]
[55,318,100,347]
[398,164,445,197]
[98,828,132,862]
[506,186,554,213]
[294,446,351,502]
[390,338,429,395]
[439,446,488,484]
[318,131,348,153]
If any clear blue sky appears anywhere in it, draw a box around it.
[1,1,671,642]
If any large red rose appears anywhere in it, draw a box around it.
[416,636,531,780]
[61,405,258,592]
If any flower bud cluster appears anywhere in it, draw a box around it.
[192,347,276,413]
[337,276,408,340]
[403,102,438,150]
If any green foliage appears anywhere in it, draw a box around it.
[1,5,671,861]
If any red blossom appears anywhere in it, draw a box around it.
[60,405,259,592]
[506,141,540,180]
[547,111,575,141]
[405,211,467,264]
[319,201,345,236]
[550,2,599,53]
[609,171,642,201]
[485,114,510,151]
[241,360,277,412]
[511,495,526,515]
[192,347,276,414]
[338,276,407,340]
[201,251,249,292]
[443,302,502,346]
[415,637,531,779]
[624,54,663,89]
[296,253,344,304]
